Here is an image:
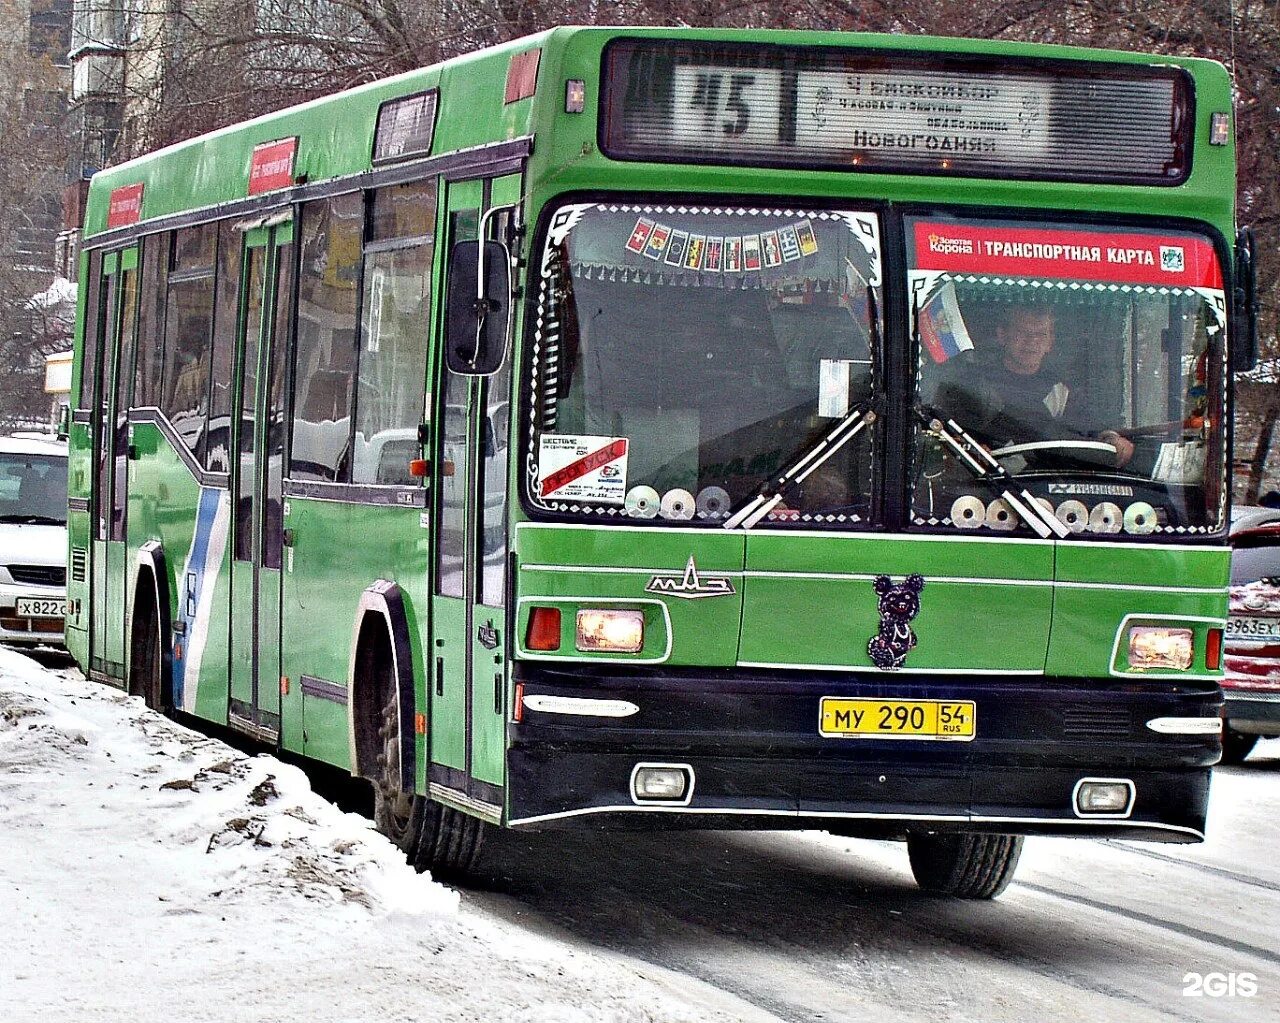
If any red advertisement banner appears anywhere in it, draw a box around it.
[913,221,1222,289]
[106,183,144,228]
[248,138,297,195]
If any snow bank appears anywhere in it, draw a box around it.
[0,650,767,1023]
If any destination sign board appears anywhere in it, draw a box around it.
[602,40,1190,184]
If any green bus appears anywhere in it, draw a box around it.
[68,27,1255,899]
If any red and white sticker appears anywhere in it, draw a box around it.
[913,221,1223,289]
[538,435,629,503]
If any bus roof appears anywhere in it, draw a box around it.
[83,26,1234,240]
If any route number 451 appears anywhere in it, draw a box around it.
[1182,972,1258,997]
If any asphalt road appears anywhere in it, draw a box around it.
[470,745,1280,1023]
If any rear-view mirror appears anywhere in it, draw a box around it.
[445,240,511,376]
[1232,227,1258,372]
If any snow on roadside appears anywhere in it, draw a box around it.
[0,649,770,1023]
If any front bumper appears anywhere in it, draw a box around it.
[507,665,1220,842]
[0,584,65,647]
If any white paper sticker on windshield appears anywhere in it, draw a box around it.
[538,435,629,503]
[1153,441,1206,485]
[818,359,854,418]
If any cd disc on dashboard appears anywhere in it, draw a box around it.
[624,485,660,519]
[1124,501,1158,535]
[1089,501,1123,534]
[985,498,1017,531]
[696,486,731,520]
[1055,500,1089,533]
[950,495,985,529]
[661,488,696,521]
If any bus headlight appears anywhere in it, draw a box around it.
[576,609,644,653]
[1127,626,1193,670]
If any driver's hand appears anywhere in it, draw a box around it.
[1098,430,1135,468]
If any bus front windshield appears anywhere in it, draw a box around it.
[527,202,883,526]
[909,216,1228,535]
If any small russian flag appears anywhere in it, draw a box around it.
[919,282,975,364]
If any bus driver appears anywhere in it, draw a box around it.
[941,303,1136,469]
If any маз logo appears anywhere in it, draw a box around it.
[645,556,735,599]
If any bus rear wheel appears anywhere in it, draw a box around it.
[371,682,485,880]
[907,831,1023,899]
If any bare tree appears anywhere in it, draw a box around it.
[0,21,73,427]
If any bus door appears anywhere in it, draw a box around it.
[228,219,295,738]
[430,174,519,810]
[91,246,139,679]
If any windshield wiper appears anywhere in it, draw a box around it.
[0,514,65,525]
[918,406,1068,539]
[725,289,883,531]
[725,401,876,530]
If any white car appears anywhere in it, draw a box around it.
[0,435,67,648]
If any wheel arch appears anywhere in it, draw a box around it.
[129,540,173,705]
[348,579,417,790]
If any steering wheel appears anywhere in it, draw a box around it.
[989,440,1118,459]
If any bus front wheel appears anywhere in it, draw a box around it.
[371,678,484,879]
[907,831,1023,899]
[1220,728,1258,766]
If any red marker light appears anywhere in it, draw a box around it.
[1206,627,1223,671]
[526,606,561,651]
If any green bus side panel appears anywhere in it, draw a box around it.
[739,533,1054,672]
[125,423,229,723]
[470,601,505,787]
[105,538,127,673]
[513,525,746,667]
[1048,543,1229,678]
[431,595,466,773]
[280,497,427,772]
[229,561,255,711]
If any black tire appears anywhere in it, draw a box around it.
[370,667,485,879]
[907,832,1024,899]
[372,685,426,857]
[413,800,486,880]
[1220,728,1259,766]
[128,587,164,712]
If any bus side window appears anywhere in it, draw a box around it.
[291,193,362,483]
[79,250,102,410]
[160,224,217,462]
[134,232,169,409]
[206,220,243,474]
[352,180,436,486]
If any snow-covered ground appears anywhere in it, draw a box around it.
[0,649,771,1023]
[5,646,1278,1023]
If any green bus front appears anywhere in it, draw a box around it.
[502,32,1239,842]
